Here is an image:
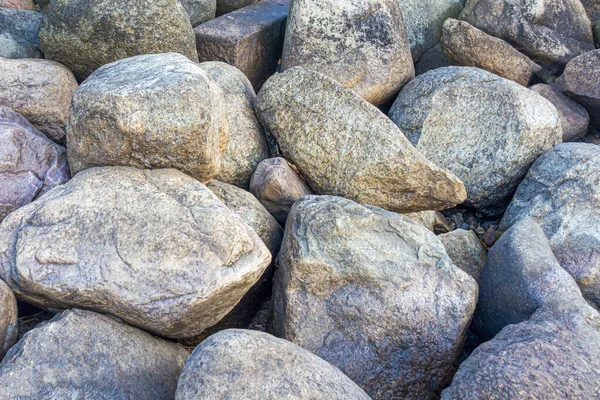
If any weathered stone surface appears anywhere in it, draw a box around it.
[501,143,600,307]
[0,309,189,399]
[249,157,313,225]
[557,49,600,130]
[0,0,36,10]
[0,167,271,338]
[0,57,78,142]
[67,53,229,183]
[180,0,215,26]
[459,0,595,71]
[0,280,17,359]
[195,0,289,90]
[199,61,268,188]
[441,18,541,86]
[531,83,589,142]
[439,229,486,280]
[414,43,451,75]
[389,66,562,215]
[271,196,478,399]
[39,0,198,81]
[0,107,70,222]
[398,0,463,61]
[282,0,414,107]
[0,8,42,59]
[216,0,257,16]
[256,67,467,214]
[176,329,370,400]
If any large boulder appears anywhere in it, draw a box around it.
[0,309,189,399]
[175,329,370,400]
[0,8,42,59]
[270,196,478,399]
[0,57,78,142]
[281,0,414,107]
[38,0,198,81]
[0,107,70,222]
[459,0,595,71]
[256,67,467,214]
[0,167,271,339]
[389,66,562,216]
[0,280,17,359]
[501,143,600,307]
[438,228,486,280]
[199,61,268,188]
[179,0,216,26]
[67,53,229,183]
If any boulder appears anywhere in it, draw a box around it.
[459,0,595,71]
[557,49,600,130]
[179,0,216,26]
[175,329,370,400]
[0,280,17,359]
[0,0,36,10]
[414,44,451,75]
[501,143,600,307]
[38,0,198,81]
[0,107,70,222]
[281,0,414,106]
[199,62,268,188]
[0,8,42,59]
[256,67,467,213]
[441,18,541,86]
[216,0,258,16]
[67,53,229,183]
[270,196,478,399]
[249,157,313,225]
[0,309,189,399]
[438,229,486,280]
[389,66,562,216]
[0,57,78,142]
[0,167,271,339]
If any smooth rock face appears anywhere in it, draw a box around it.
[0,107,70,222]
[441,19,541,86]
[249,157,313,225]
[0,167,271,338]
[0,57,77,142]
[398,0,463,61]
[216,0,257,16]
[256,67,467,213]
[0,8,42,59]
[531,83,589,142]
[501,143,600,307]
[557,49,600,130]
[271,196,478,399]
[175,329,370,400]
[0,309,189,399]
[38,0,198,81]
[439,229,486,280]
[179,0,216,26]
[200,62,268,188]
[459,0,595,70]
[282,0,414,106]
[0,0,36,10]
[67,53,229,183]
[0,280,17,359]
[389,66,562,216]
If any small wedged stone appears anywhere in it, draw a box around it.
[438,229,486,280]
[414,43,451,75]
[0,8,42,59]
[179,0,215,26]
[0,280,17,359]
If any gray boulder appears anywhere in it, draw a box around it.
[270,195,478,399]
[281,0,414,106]
[216,0,257,16]
[179,0,216,26]
[0,57,78,142]
[200,61,268,189]
[439,229,486,280]
[67,53,229,183]
[256,67,467,214]
[0,167,271,339]
[0,107,70,222]
[0,309,189,399]
[0,8,42,59]
[0,280,17,359]
[175,329,370,400]
[38,0,198,81]
[389,66,562,216]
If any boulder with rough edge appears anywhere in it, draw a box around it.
[179,0,216,26]
[249,157,313,225]
[0,167,271,339]
[0,280,17,359]
[0,107,70,222]
[501,143,600,308]
[200,62,268,189]
[438,229,486,280]
[38,0,198,81]
[0,8,42,59]
[175,329,370,400]
[256,67,467,213]
[0,0,36,10]
[0,309,189,399]
[67,53,229,183]
[281,0,414,107]
[270,196,478,399]
[0,57,77,142]
[389,66,562,216]
[216,0,258,16]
